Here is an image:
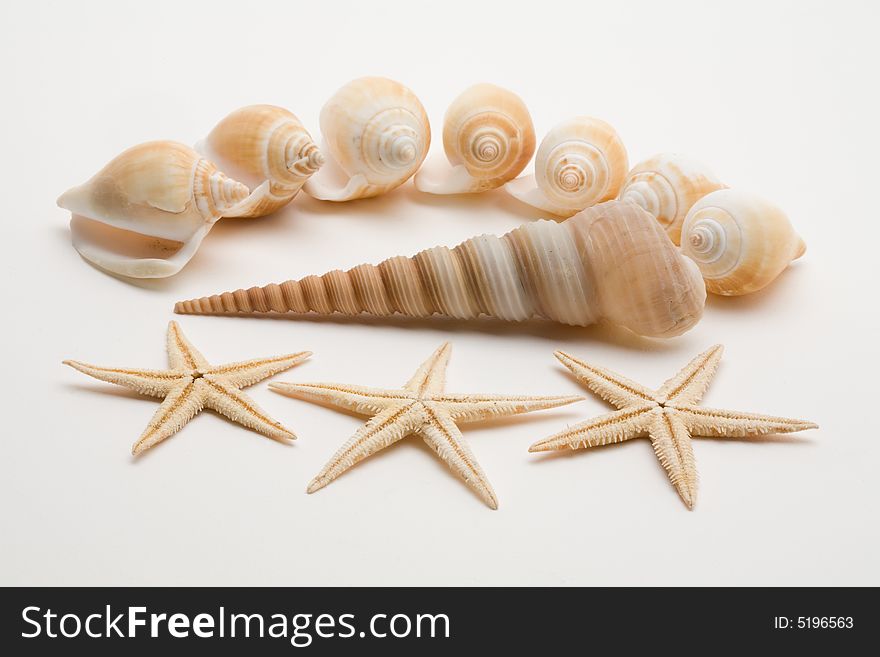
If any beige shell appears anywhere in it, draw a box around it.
[302,77,430,201]
[414,83,535,194]
[175,200,706,338]
[619,153,726,244]
[197,104,323,217]
[58,141,251,278]
[504,117,628,217]
[681,189,806,296]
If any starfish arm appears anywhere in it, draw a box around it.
[648,410,698,509]
[672,404,818,438]
[201,377,296,442]
[307,403,422,494]
[131,381,204,455]
[436,393,583,423]
[656,344,723,405]
[268,382,411,415]
[204,352,312,388]
[63,360,185,398]
[419,404,498,510]
[528,405,655,452]
[166,321,210,370]
[554,351,657,408]
[404,343,451,396]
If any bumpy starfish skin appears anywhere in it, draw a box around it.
[270,343,582,509]
[64,321,310,454]
[530,345,818,509]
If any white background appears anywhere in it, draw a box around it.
[2,0,878,586]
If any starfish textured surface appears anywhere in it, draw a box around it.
[64,321,310,455]
[530,345,818,509]
[270,343,582,509]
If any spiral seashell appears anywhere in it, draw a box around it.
[175,201,706,338]
[58,141,250,278]
[197,104,323,218]
[504,117,628,217]
[681,189,806,296]
[619,153,726,244]
[414,83,535,194]
[302,77,430,201]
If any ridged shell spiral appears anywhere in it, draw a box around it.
[198,104,323,218]
[619,153,726,244]
[175,200,706,338]
[303,77,430,201]
[680,189,806,296]
[504,117,628,217]
[414,83,535,194]
[58,141,250,278]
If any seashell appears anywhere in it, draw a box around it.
[680,189,806,296]
[504,117,628,217]
[414,83,535,194]
[197,104,323,218]
[619,153,726,244]
[58,141,251,278]
[302,77,430,201]
[175,200,706,338]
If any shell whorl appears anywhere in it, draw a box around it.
[619,154,726,244]
[304,77,430,201]
[680,189,806,296]
[174,201,706,338]
[193,159,251,219]
[537,118,627,210]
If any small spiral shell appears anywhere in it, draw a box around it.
[504,117,628,217]
[58,141,250,278]
[414,83,535,194]
[681,189,806,296]
[198,104,323,218]
[619,153,726,244]
[302,77,430,202]
[175,201,706,338]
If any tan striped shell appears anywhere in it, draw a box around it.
[175,200,706,338]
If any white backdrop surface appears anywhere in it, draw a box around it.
[1,0,878,585]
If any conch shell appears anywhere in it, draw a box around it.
[196,104,323,217]
[504,117,628,217]
[619,153,726,244]
[59,141,251,278]
[175,201,706,338]
[414,83,535,194]
[303,77,430,201]
[680,189,806,296]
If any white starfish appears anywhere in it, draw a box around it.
[270,343,582,509]
[530,345,818,509]
[64,321,310,455]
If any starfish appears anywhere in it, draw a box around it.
[529,345,818,509]
[64,321,310,455]
[270,343,582,509]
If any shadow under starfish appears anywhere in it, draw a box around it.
[529,345,818,509]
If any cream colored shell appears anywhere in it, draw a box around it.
[504,117,628,217]
[197,104,323,217]
[619,153,726,244]
[303,77,431,201]
[414,83,535,194]
[175,200,706,338]
[681,189,806,296]
[58,141,250,278]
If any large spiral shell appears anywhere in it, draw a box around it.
[302,77,430,201]
[414,83,535,194]
[197,104,323,218]
[619,153,726,244]
[58,141,250,278]
[175,200,705,338]
[681,189,806,296]
[504,117,628,217]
